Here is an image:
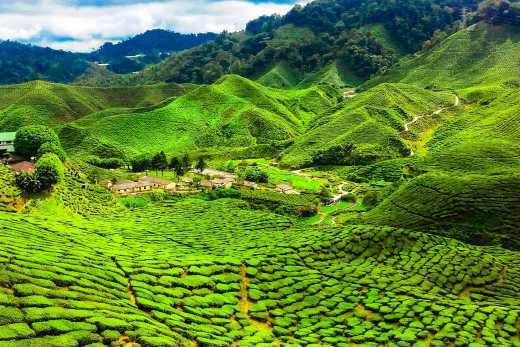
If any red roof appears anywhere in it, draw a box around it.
[9,161,35,174]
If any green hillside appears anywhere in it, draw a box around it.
[365,22,520,90]
[1,197,520,346]
[61,75,338,158]
[0,81,194,131]
[1,1,520,346]
[280,83,456,167]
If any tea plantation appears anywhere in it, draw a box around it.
[1,197,519,346]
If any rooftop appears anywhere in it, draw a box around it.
[0,132,16,142]
[9,161,35,173]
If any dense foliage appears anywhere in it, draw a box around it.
[86,156,125,169]
[14,125,61,158]
[479,0,520,25]
[87,29,218,74]
[120,0,483,86]
[0,41,88,84]
[36,142,67,163]
[35,153,64,190]
[238,167,269,183]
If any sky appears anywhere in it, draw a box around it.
[0,0,309,52]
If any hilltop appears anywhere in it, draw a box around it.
[61,75,339,158]
[81,0,479,87]
[86,30,218,74]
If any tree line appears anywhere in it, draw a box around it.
[130,152,206,177]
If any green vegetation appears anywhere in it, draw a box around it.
[1,1,520,345]
[0,81,194,130]
[281,83,455,167]
[365,22,520,90]
[62,75,337,158]
[14,125,60,158]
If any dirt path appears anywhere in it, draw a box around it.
[403,95,459,133]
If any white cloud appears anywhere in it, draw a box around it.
[0,0,301,52]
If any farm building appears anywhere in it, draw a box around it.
[140,176,176,190]
[0,132,15,153]
[108,176,176,195]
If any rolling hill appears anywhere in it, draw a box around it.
[60,75,339,158]
[0,81,195,131]
[280,83,457,167]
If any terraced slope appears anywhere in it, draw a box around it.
[365,22,520,90]
[63,75,338,158]
[0,165,22,213]
[361,83,520,248]
[0,81,194,131]
[258,61,361,89]
[280,83,456,167]
[1,198,520,346]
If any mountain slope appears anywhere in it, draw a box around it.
[280,83,456,167]
[0,41,89,84]
[82,0,479,87]
[364,22,520,90]
[87,30,218,74]
[0,81,194,131]
[62,75,338,158]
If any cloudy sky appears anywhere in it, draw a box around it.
[0,0,309,52]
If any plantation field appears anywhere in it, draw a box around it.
[0,81,194,131]
[280,83,455,167]
[1,198,520,346]
[365,23,520,91]
[62,75,339,158]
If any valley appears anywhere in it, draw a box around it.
[0,0,520,346]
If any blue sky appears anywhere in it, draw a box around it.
[0,0,309,52]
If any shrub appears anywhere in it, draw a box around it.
[37,142,67,162]
[35,153,64,190]
[119,196,149,208]
[14,125,60,158]
[15,172,42,194]
[363,191,384,209]
[206,188,241,201]
[239,167,269,183]
[312,143,355,166]
[86,156,124,169]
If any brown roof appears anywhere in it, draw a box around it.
[112,180,137,190]
[139,176,173,186]
[9,161,35,173]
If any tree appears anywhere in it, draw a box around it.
[182,154,192,174]
[14,125,61,158]
[169,157,183,177]
[37,142,67,162]
[195,157,207,173]
[479,0,520,25]
[35,153,64,190]
[239,167,269,183]
[15,172,41,194]
[151,151,168,174]
[131,155,152,172]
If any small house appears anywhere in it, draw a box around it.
[140,176,176,191]
[0,132,16,153]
